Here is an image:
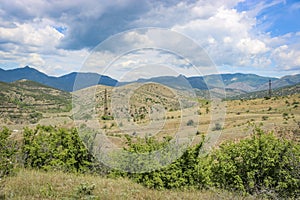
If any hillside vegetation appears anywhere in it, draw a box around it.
[0,79,299,199]
[0,80,71,125]
[2,169,257,200]
[1,124,299,199]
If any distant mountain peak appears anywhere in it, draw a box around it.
[0,66,118,91]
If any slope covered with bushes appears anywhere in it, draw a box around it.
[1,125,299,199]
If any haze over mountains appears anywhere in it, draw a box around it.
[1,66,300,95]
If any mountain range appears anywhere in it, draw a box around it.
[0,66,117,92]
[0,66,300,97]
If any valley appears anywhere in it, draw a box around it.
[1,78,299,148]
[1,70,299,199]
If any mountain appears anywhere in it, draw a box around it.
[135,75,198,90]
[121,73,278,92]
[126,73,279,93]
[220,73,278,88]
[0,66,118,91]
[53,72,118,91]
[257,74,300,91]
[228,83,300,100]
[186,73,278,92]
[186,76,208,90]
[0,66,300,96]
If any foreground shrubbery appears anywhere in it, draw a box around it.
[1,125,299,199]
[111,126,300,199]
[110,135,211,190]
[22,125,93,173]
[0,128,17,179]
[210,127,300,199]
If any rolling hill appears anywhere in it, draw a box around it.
[0,80,72,124]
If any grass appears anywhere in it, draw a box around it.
[1,169,258,200]
[4,84,299,149]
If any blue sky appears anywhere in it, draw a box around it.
[236,0,300,36]
[0,0,299,79]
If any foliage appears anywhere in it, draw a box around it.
[261,116,268,121]
[109,126,300,198]
[22,125,93,173]
[209,126,300,199]
[2,124,299,199]
[74,182,96,199]
[110,135,211,190]
[101,115,114,120]
[0,127,17,178]
[29,111,43,124]
[212,123,222,131]
[186,119,195,126]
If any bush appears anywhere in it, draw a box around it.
[22,125,93,173]
[209,126,300,199]
[187,119,194,126]
[0,127,17,178]
[212,123,222,131]
[74,182,96,199]
[110,135,211,190]
[101,115,114,120]
[261,116,268,121]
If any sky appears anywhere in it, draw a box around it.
[0,0,299,80]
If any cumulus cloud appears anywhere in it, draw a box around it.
[0,0,299,77]
[0,22,63,53]
[273,44,300,71]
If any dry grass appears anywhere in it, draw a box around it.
[5,88,299,150]
[1,169,258,200]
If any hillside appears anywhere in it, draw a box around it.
[0,80,72,125]
[228,83,300,100]
[257,74,300,91]
[72,81,300,150]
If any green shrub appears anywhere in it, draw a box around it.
[74,182,96,199]
[212,123,222,131]
[0,127,17,178]
[209,126,300,199]
[187,119,194,126]
[101,115,114,120]
[110,135,211,190]
[261,116,268,121]
[22,125,92,173]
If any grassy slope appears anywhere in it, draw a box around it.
[0,80,72,129]
[0,80,71,106]
[1,169,257,200]
[71,84,300,148]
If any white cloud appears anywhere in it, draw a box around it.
[0,21,63,53]
[237,38,269,54]
[273,45,300,70]
[0,0,299,78]
[20,53,45,67]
